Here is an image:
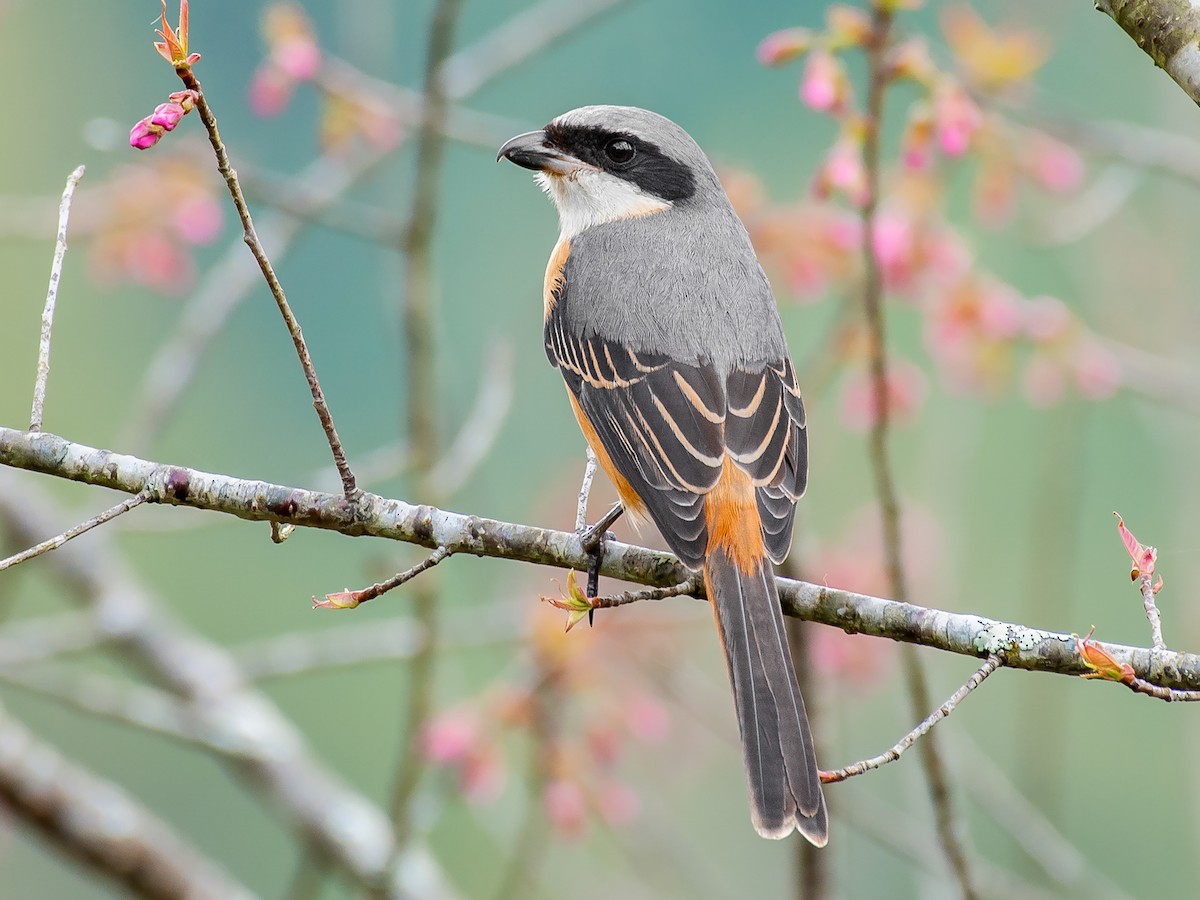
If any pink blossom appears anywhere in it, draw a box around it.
[273,36,321,80]
[901,103,935,170]
[248,64,295,117]
[625,693,669,744]
[800,50,846,114]
[150,101,186,131]
[1024,295,1071,342]
[543,779,588,838]
[595,780,640,828]
[129,118,164,150]
[814,136,868,207]
[757,28,811,66]
[124,232,193,295]
[1072,341,1121,400]
[872,212,914,287]
[934,82,982,157]
[840,359,927,431]
[421,710,477,765]
[459,747,504,805]
[172,195,223,245]
[1024,133,1084,193]
[977,283,1024,339]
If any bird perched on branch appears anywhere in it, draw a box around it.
[499,106,826,845]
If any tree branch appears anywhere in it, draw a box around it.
[4,425,1199,690]
[1095,0,1200,106]
[0,703,255,900]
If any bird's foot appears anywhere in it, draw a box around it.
[577,502,623,625]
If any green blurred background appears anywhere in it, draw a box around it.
[1,1,1198,897]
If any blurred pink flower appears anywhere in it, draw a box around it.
[173,194,223,245]
[811,629,895,688]
[421,709,477,765]
[625,692,669,744]
[543,779,588,839]
[1072,341,1121,400]
[248,64,295,117]
[900,102,935,170]
[123,231,194,295]
[273,36,321,80]
[977,282,1024,339]
[1024,295,1071,342]
[757,27,812,66]
[814,135,869,207]
[840,358,927,431]
[595,780,640,828]
[800,49,848,114]
[459,746,505,805]
[933,82,982,157]
[1023,133,1084,193]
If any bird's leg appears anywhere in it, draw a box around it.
[579,502,623,625]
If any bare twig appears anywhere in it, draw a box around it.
[29,165,85,433]
[1124,675,1200,701]
[177,70,359,499]
[0,492,147,573]
[439,0,629,97]
[0,703,255,900]
[575,448,598,532]
[1140,577,1166,651]
[860,6,977,894]
[428,340,515,496]
[316,546,453,609]
[821,656,1002,784]
[590,579,701,610]
[7,427,1200,689]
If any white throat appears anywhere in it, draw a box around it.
[536,169,671,239]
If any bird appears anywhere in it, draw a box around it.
[498,105,827,845]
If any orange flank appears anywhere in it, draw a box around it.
[567,388,648,520]
[544,237,570,319]
[704,457,765,574]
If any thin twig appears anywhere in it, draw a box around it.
[29,165,85,433]
[860,5,977,896]
[317,546,453,609]
[0,492,147,573]
[176,69,359,499]
[821,656,1001,784]
[1140,575,1166,651]
[0,702,256,900]
[1124,676,1200,701]
[575,448,598,532]
[590,579,701,610]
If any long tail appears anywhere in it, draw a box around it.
[705,545,827,845]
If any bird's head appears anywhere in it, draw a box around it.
[498,105,719,238]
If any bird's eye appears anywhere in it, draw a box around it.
[604,138,636,164]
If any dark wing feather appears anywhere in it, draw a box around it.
[546,313,726,568]
[725,358,807,564]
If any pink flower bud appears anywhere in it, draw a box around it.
[151,102,186,132]
[934,83,982,157]
[813,136,869,207]
[800,50,847,114]
[543,779,588,839]
[129,117,164,150]
[421,710,477,765]
[757,28,812,66]
[273,37,321,81]
[248,64,295,117]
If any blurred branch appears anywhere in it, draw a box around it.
[429,339,515,496]
[29,165,85,434]
[0,703,255,900]
[0,491,146,573]
[439,0,629,97]
[860,5,977,896]
[5,426,1200,691]
[0,473,450,899]
[0,612,105,667]
[179,70,359,499]
[820,655,1002,784]
[1095,0,1200,106]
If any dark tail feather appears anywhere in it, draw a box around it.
[705,547,827,846]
